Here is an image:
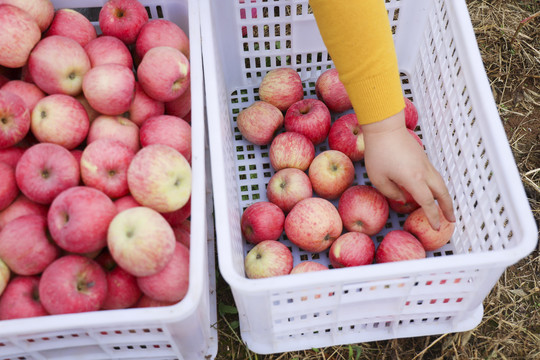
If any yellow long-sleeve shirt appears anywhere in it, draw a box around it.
[310,0,405,125]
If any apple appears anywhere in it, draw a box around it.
[84,35,133,69]
[244,240,293,279]
[45,8,97,47]
[87,115,140,153]
[289,261,328,274]
[0,258,10,296]
[48,186,117,254]
[128,82,164,126]
[137,242,190,303]
[137,46,190,102]
[107,206,176,277]
[70,149,83,166]
[236,101,283,146]
[0,90,31,149]
[0,0,54,32]
[1,80,45,112]
[308,150,355,200]
[267,168,312,213]
[0,146,25,168]
[408,128,423,147]
[403,205,455,251]
[135,295,175,308]
[269,131,315,171]
[31,94,90,149]
[338,185,389,236]
[164,84,191,120]
[0,4,41,68]
[161,196,191,227]
[327,113,365,162]
[241,201,285,245]
[136,19,190,59]
[15,143,80,204]
[315,68,352,113]
[284,197,342,253]
[284,98,331,145]
[114,194,140,213]
[0,161,17,211]
[404,97,418,130]
[28,35,91,96]
[173,220,190,249]
[82,63,135,116]
[99,0,149,45]
[329,231,375,268]
[140,115,191,163]
[39,254,108,315]
[0,73,8,87]
[258,68,304,112]
[387,186,420,214]
[0,214,59,275]
[0,194,48,230]
[95,250,141,310]
[80,139,135,199]
[75,94,100,123]
[0,276,49,320]
[127,144,191,213]
[375,230,426,263]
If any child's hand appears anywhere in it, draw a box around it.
[362,110,455,230]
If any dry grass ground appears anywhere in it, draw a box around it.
[214,1,540,358]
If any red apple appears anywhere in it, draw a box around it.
[0,194,48,231]
[284,98,331,145]
[403,205,455,251]
[329,231,375,268]
[128,144,191,213]
[0,0,54,32]
[258,68,304,112]
[87,115,140,153]
[308,150,355,200]
[164,84,191,120]
[338,185,389,236]
[240,201,285,245]
[0,146,25,168]
[0,276,48,320]
[315,68,352,113]
[160,196,191,227]
[137,242,190,303]
[0,161,17,211]
[387,186,420,214]
[244,240,293,279]
[84,35,133,69]
[82,63,135,116]
[75,94,100,123]
[136,19,190,59]
[95,250,141,310]
[28,35,91,96]
[375,230,426,263]
[15,143,80,204]
[173,220,190,249]
[0,4,41,68]
[39,255,108,315]
[404,97,418,130]
[135,295,176,308]
[140,115,191,163]
[267,168,312,213]
[45,8,97,47]
[1,80,45,112]
[0,90,30,149]
[80,139,135,199]
[137,46,190,102]
[284,197,342,253]
[31,94,90,149]
[289,261,328,274]
[236,101,283,146]
[0,214,59,275]
[128,82,164,126]
[328,113,365,162]
[114,194,140,213]
[269,131,315,171]
[99,0,149,45]
[107,206,176,277]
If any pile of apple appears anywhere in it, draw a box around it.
[237,67,455,279]
[0,0,194,319]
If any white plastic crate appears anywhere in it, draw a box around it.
[0,1,217,359]
[201,0,538,355]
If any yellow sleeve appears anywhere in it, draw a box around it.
[309,0,405,125]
